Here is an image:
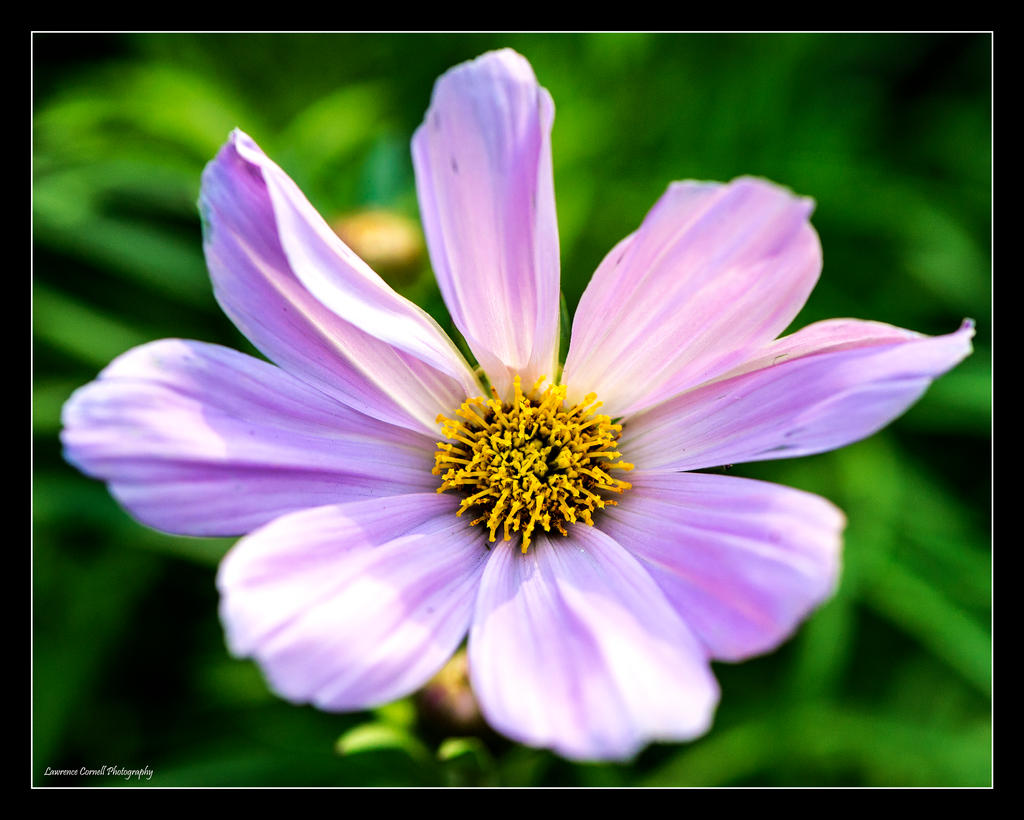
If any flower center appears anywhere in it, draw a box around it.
[433,376,633,553]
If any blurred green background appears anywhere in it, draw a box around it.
[32,33,991,787]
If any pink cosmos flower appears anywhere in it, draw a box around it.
[61,49,974,762]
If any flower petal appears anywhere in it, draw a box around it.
[599,471,844,661]
[412,49,560,399]
[622,319,975,471]
[469,529,719,761]
[562,178,821,416]
[218,493,488,711]
[708,317,936,381]
[201,130,480,435]
[61,339,438,536]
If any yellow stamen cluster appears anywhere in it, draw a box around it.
[433,376,633,553]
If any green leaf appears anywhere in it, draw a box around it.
[33,157,198,221]
[335,722,431,763]
[372,698,417,729]
[277,83,388,204]
[786,582,856,699]
[34,284,152,368]
[33,379,84,434]
[834,439,991,697]
[643,704,990,786]
[36,62,257,162]
[33,536,161,777]
[35,211,212,308]
[860,552,991,697]
[437,736,489,764]
[901,199,990,313]
[34,475,234,567]
[496,746,553,787]
[436,737,497,786]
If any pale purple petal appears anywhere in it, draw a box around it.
[201,130,480,435]
[469,530,719,761]
[61,339,438,536]
[599,471,844,661]
[412,49,560,399]
[218,493,488,710]
[562,178,821,416]
[709,317,932,381]
[622,319,975,471]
